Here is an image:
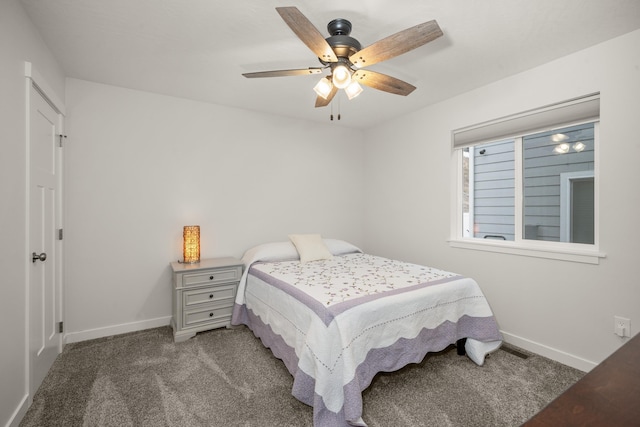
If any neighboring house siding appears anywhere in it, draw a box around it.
[472,140,515,240]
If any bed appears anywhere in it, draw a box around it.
[231,236,502,427]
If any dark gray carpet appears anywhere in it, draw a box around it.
[20,326,583,427]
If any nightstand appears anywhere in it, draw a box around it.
[170,257,243,343]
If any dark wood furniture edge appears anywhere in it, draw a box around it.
[522,332,640,426]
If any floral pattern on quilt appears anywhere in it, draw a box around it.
[251,253,459,306]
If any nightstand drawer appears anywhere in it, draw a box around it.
[182,266,242,287]
[184,305,233,328]
[183,284,237,308]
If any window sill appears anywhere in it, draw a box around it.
[448,238,606,265]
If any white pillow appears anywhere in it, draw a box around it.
[323,239,362,256]
[241,241,300,266]
[240,239,361,268]
[288,234,334,263]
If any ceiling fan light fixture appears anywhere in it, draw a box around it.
[332,64,352,89]
[243,8,444,109]
[314,77,333,99]
[345,81,363,100]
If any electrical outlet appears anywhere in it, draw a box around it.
[614,316,631,337]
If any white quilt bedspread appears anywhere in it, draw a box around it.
[232,242,502,426]
[250,253,460,307]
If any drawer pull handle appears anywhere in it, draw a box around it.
[209,294,214,299]
[209,313,214,317]
[209,275,214,280]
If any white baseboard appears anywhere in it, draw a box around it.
[501,330,597,372]
[6,393,28,427]
[64,316,172,344]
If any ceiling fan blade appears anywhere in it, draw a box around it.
[352,69,416,96]
[276,7,338,63]
[315,85,338,107]
[349,20,443,68]
[243,68,324,78]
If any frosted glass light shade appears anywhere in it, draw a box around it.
[183,225,200,263]
[314,77,333,99]
[345,81,363,100]
[332,64,352,89]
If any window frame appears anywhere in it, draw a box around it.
[450,118,605,265]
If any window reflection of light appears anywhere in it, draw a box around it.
[551,133,569,142]
[553,143,570,154]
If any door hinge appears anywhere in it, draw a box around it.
[58,134,67,147]
[58,228,63,240]
[58,321,64,333]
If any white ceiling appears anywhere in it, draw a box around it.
[20,0,640,129]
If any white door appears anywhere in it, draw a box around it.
[29,83,62,397]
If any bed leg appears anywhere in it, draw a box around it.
[456,338,467,356]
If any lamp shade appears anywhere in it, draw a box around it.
[183,225,200,263]
[345,81,363,100]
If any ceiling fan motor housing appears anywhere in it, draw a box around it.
[328,18,352,35]
[321,18,361,64]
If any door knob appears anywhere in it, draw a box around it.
[32,252,47,263]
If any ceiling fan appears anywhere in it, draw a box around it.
[242,7,443,108]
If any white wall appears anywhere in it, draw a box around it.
[63,79,365,341]
[0,1,66,425]
[363,29,640,371]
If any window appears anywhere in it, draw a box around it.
[523,124,595,244]
[452,94,604,263]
